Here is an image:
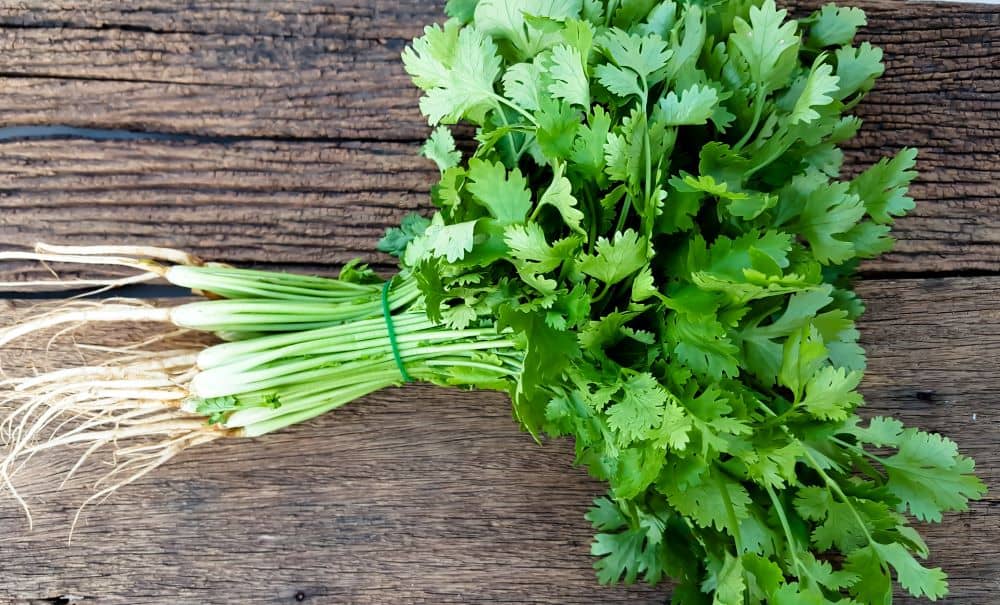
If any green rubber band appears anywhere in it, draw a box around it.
[381,279,412,383]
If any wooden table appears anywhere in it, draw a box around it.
[0,1,997,603]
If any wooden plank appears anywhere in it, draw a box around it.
[0,1,993,140]
[0,132,996,286]
[1,276,997,603]
[0,2,996,275]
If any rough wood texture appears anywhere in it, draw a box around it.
[0,0,997,603]
[0,1,997,276]
[0,277,998,604]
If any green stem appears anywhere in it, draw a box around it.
[765,484,805,578]
[734,87,767,151]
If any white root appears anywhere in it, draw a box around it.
[0,295,231,533]
[0,242,206,292]
[33,242,204,267]
[0,306,173,348]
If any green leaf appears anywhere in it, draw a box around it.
[598,28,672,81]
[503,58,547,111]
[579,229,647,284]
[834,42,884,100]
[606,372,668,445]
[445,0,478,23]
[873,542,948,601]
[712,553,746,605]
[779,324,827,401]
[730,0,800,89]
[844,545,893,605]
[790,59,840,125]
[538,162,586,234]
[467,159,533,224]
[849,148,918,224]
[661,466,751,535]
[595,63,644,98]
[591,527,650,585]
[548,44,591,108]
[535,97,581,160]
[378,213,430,257]
[809,5,867,48]
[800,366,863,421]
[667,312,740,380]
[421,126,462,172]
[504,223,569,273]
[656,84,719,126]
[403,24,502,125]
[571,105,613,179]
[405,215,479,263]
[881,428,987,522]
[474,0,583,58]
[793,176,866,264]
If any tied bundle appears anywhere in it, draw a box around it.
[0,1,985,602]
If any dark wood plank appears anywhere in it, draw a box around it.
[1,276,997,604]
[0,1,996,275]
[0,130,996,286]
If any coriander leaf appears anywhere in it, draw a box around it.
[467,159,533,224]
[474,0,583,58]
[587,496,627,531]
[630,266,657,302]
[834,42,884,100]
[421,125,462,172]
[656,83,719,126]
[445,0,478,23]
[595,63,644,98]
[779,324,827,401]
[405,215,479,264]
[667,312,740,380]
[378,213,431,257]
[792,176,866,264]
[548,44,591,108]
[712,553,747,605]
[844,221,894,258]
[403,24,502,125]
[849,147,918,224]
[872,542,948,601]
[789,59,840,125]
[606,372,668,445]
[844,545,893,605]
[881,428,987,522]
[591,527,651,585]
[799,366,863,421]
[849,416,905,447]
[598,28,672,82]
[580,229,647,284]
[655,400,692,451]
[661,466,751,534]
[503,58,547,111]
[571,106,614,179]
[538,162,586,234]
[535,97,581,160]
[730,0,800,89]
[809,5,867,48]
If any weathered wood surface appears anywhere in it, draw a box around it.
[0,1,997,277]
[0,0,997,603]
[0,277,997,604]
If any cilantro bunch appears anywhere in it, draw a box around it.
[389,0,987,601]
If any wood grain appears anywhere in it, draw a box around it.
[0,129,996,286]
[0,1,996,276]
[0,277,997,604]
[0,1,997,603]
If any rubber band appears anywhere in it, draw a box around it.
[381,280,412,383]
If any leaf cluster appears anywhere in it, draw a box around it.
[386,1,986,602]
